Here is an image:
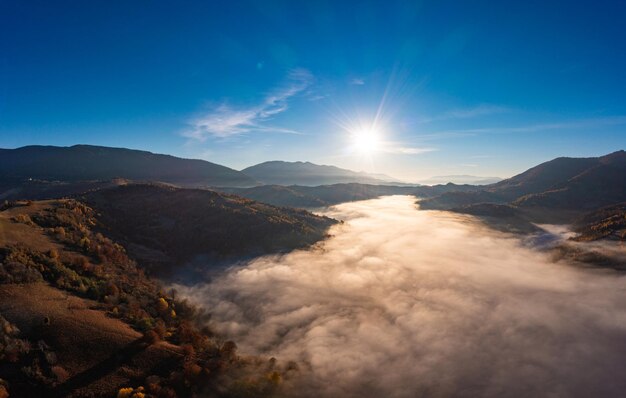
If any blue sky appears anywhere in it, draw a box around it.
[1,1,625,181]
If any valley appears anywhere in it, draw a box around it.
[0,146,625,397]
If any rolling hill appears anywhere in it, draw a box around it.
[81,184,337,277]
[0,145,257,189]
[421,150,626,214]
[241,160,403,186]
[419,175,502,185]
[0,183,337,396]
[219,182,480,208]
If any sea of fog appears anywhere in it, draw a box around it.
[177,196,626,397]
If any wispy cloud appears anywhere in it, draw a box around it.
[381,145,436,155]
[417,104,514,124]
[183,68,313,140]
[419,104,512,124]
[350,78,365,85]
[441,104,511,119]
[432,115,626,135]
[369,139,437,155]
[412,131,478,141]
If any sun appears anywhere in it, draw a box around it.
[351,128,381,154]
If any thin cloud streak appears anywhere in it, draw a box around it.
[418,104,512,124]
[380,144,436,155]
[441,104,511,119]
[183,68,313,140]
[350,78,365,85]
[430,115,626,136]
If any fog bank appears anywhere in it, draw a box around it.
[178,196,626,397]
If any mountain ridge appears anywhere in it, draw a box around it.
[419,150,626,237]
[241,160,405,186]
[81,183,337,278]
[419,175,503,185]
[0,144,258,188]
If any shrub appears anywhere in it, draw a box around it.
[117,387,134,398]
[143,329,160,345]
[51,365,69,383]
[0,261,44,284]
[220,341,238,360]
[136,317,155,332]
[12,214,33,225]
[79,237,90,251]
[156,297,169,313]
[48,248,59,259]
[0,314,31,362]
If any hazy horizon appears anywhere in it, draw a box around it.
[3,1,626,181]
[3,142,624,184]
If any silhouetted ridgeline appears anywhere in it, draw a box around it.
[421,150,626,212]
[0,144,257,189]
[241,160,404,186]
[420,150,626,228]
[219,182,480,208]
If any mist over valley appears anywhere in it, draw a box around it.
[176,196,626,397]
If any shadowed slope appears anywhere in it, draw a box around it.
[82,184,337,276]
[421,151,626,214]
[0,145,257,188]
[241,160,401,186]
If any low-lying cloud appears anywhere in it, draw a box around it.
[177,196,626,397]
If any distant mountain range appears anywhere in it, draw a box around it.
[241,160,405,186]
[419,150,626,238]
[2,144,625,244]
[0,144,257,188]
[421,150,626,213]
[0,146,420,200]
[220,183,479,208]
[419,175,502,185]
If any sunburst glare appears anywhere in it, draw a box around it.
[350,127,381,154]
